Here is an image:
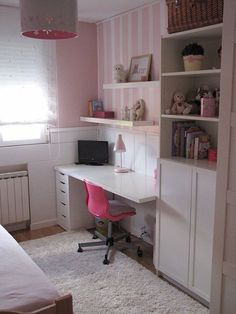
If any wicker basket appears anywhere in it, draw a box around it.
[166,0,223,34]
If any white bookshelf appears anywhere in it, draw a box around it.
[160,23,222,170]
[103,81,160,89]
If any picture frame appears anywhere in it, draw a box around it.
[128,54,152,82]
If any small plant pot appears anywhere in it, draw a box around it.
[183,55,204,71]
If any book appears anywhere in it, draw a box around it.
[92,100,103,113]
[172,121,195,157]
[198,134,210,159]
[88,100,104,117]
[185,127,203,159]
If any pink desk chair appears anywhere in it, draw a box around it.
[77,180,143,265]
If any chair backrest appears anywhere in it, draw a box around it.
[84,180,109,219]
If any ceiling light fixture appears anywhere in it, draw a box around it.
[20,0,78,40]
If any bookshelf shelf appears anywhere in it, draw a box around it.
[103,81,160,89]
[80,117,154,127]
[162,23,222,40]
[161,157,217,172]
[161,114,219,122]
[162,69,221,77]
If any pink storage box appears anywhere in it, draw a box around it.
[201,97,216,117]
[93,111,115,118]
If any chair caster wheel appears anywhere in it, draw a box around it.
[103,258,110,265]
[126,235,131,243]
[77,245,83,253]
[92,234,98,239]
[137,247,143,257]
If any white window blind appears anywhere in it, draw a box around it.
[0,6,57,146]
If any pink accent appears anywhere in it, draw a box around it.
[201,97,216,117]
[97,23,104,100]
[23,30,77,39]
[131,11,139,57]
[84,180,135,221]
[122,14,129,69]
[142,7,149,54]
[56,22,98,127]
[114,134,126,152]
[183,55,204,63]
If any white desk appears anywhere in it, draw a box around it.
[54,164,156,230]
[55,164,156,203]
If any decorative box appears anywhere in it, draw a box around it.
[166,0,223,34]
[201,97,216,117]
[93,111,115,118]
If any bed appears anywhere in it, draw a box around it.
[0,225,73,314]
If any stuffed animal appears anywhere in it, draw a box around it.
[165,91,192,115]
[114,64,127,83]
[132,99,145,121]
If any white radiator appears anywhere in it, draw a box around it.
[0,171,30,225]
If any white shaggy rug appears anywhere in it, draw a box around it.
[21,230,209,314]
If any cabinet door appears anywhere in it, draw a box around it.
[189,169,216,301]
[158,160,192,286]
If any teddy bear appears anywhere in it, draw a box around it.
[165,91,192,115]
[132,99,145,121]
[114,64,127,83]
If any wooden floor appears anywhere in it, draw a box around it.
[11,225,156,273]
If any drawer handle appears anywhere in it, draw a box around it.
[62,214,66,218]
[60,172,65,176]
[60,181,65,185]
[60,190,66,193]
[60,201,66,206]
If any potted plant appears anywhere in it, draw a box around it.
[181,43,204,71]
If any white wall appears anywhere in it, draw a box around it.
[98,125,159,244]
[1,125,159,244]
[0,127,97,230]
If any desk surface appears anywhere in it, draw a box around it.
[55,164,156,204]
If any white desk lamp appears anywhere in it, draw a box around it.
[113,134,129,173]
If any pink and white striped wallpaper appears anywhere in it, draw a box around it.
[97,1,161,123]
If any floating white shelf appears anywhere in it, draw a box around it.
[103,81,160,89]
[80,117,154,127]
[161,114,219,122]
[162,23,223,40]
[161,157,217,172]
[162,69,221,77]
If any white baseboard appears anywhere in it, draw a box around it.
[30,219,57,230]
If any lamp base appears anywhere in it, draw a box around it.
[114,167,129,173]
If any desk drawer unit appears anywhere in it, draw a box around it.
[56,171,69,230]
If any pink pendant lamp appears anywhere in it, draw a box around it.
[113,134,129,173]
[20,0,78,40]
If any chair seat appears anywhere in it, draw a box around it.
[108,200,136,218]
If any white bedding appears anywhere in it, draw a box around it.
[0,225,59,312]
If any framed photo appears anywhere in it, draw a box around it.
[128,54,152,82]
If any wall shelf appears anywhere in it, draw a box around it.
[161,114,219,122]
[80,116,154,127]
[162,69,221,77]
[103,81,160,89]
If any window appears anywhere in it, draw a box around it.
[0,6,57,146]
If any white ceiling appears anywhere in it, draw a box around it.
[0,0,157,22]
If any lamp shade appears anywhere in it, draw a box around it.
[113,134,126,153]
[20,0,78,40]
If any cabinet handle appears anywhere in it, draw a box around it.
[60,181,65,185]
[60,172,65,176]
[60,190,66,193]
[62,214,66,218]
[60,201,66,206]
